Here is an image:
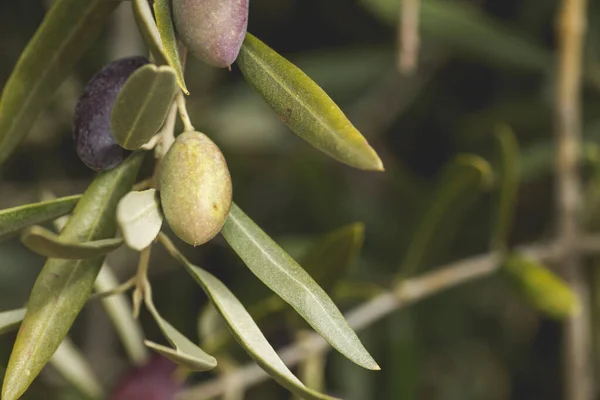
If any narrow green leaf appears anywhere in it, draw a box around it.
[0,195,81,242]
[50,338,103,399]
[0,309,26,336]
[501,254,581,319]
[491,125,520,252]
[117,189,163,251]
[359,0,551,72]
[111,65,178,150]
[132,0,166,63]
[236,33,384,171]
[133,0,189,93]
[159,237,337,400]
[221,203,379,371]
[2,152,145,400]
[21,225,123,260]
[0,309,103,398]
[153,0,189,94]
[399,154,493,277]
[0,0,118,165]
[145,302,217,371]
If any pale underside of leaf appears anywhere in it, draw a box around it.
[0,195,81,242]
[50,337,103,398]
[184,263,339,400]
[117,189,163,251]
[145,295,216,371]
[221,203,379,371]
[21,225,123,259]
[0,309,26,335]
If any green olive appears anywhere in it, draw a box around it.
[159,131,232,246]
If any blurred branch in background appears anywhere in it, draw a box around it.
[555,0,592,398]
[178,236,600,400]
[398,0,420,74]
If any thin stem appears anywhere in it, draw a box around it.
[177,92,195,132]
[555,0,591,398]
[88,277,136,301]
[132,246,152,319]
[155,100,179,161]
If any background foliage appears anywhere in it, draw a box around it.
[0,0,597,399]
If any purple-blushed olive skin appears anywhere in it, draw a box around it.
[173,0,249,68]
[73,56,149,171]
[159,131,233,246]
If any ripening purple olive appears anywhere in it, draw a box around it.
[173,0,249,68]
[73,56,149,171]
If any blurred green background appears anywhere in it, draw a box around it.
[1,0,600,399]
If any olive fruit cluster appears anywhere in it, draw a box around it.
[73,56,233,246]
[72,0,247,246]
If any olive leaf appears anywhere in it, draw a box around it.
[144,292,217,371]
[399,154,493,277]
[132,0,188,93]
[0,195,81,242]
[21,225,124,260]
[501,253,581,319]
[221,202,379,371]
[0,308,26,335]
[236,33,384,171]
[159,235,339,400]
[117,189,163,251]
[51,338,103,399]
[2,152,145,400]
[153,0,189,94]
[132,0,166,61]
[111,65,178,150]
[359,0,551,72]
[0,0,118,165]
[0,310,103,399]
[491,125,520,252]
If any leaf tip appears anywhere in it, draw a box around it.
[370,155,385,172]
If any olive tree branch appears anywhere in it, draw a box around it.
[176,236,600,400]
[398,0,420,74]
[555,0,591,398]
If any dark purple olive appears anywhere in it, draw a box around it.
[73,56,149,171]
[173,0,249,68]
